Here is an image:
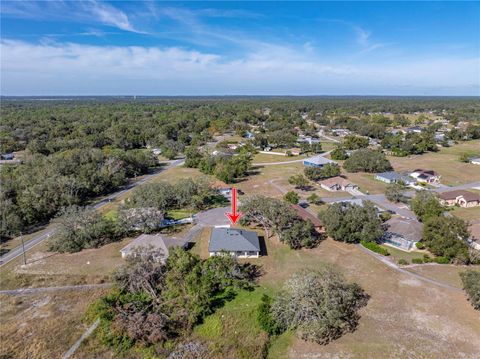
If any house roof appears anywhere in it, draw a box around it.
[319,176,353,188]
[438,190,480,202]
[120,234,169,256]
[291,205,323,227]
[209,228,260,252]
[303,155,335,166]
[385,217,423,242]
[412,169,438,177]
[376,171,415,183]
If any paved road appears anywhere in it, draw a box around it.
[404,181,480,197]
[0,159,185,267]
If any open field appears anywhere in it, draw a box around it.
[0,289,108,359]
[388,140,480,186]
[341,171,388,194]
[189,234,480,358]
[405,264,470,289]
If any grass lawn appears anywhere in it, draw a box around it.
[388,140,480,186]
[0,289,108,359]
[450,206,480,221]
[167,209,195,220]
[189,233,480,358]
[341,171,388,194]
[380,244,425,264]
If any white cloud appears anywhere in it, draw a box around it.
[1,39,478,95]
[85,0,144,33]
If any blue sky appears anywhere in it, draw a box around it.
[1,1,479,95]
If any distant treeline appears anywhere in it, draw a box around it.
[1,97,479,239]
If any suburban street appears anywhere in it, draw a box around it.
[0,159,185,267]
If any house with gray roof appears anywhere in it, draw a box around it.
[303,155,336,168]
[382,217,423,251]
[375,171,416,185]
[208,228,260,258]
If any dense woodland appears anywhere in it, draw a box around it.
[1,96,480,239]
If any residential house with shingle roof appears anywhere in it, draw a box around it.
[319,176,358,192]
[438,190,480,208]
[208,228,260,258]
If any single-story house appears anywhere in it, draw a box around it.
[120,233,187,261]
[410,169,441,184]
[374,171,416,185]
[405,126,424,134]
[438,190,480,208]
[470,157,480,165]
[382,217,423,251]
[329,198,387,215]
[319,176,358,192]
[218,187,232,199]
[245,131,255,139]
[434,132,445,142]
[331,129,350,137]
[289,148,302,156]
[151,148,162,155]
[291,205,323,232]
[0,153,14,160]
[209,228,260,258]
[297,136,320,145]
[303,155,336,168]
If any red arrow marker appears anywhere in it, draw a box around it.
[225,187,242,225]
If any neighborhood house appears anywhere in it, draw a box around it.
[291,205,323,232]
[374,171,416,185]
[382,217,423,251]
[470,157,480,165]
[319,176,358,192]
[208,227,261,258]
[303,155,336,168]
[437,190,480,208]
[410,169,441,184]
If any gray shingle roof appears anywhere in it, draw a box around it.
[303,155,336,166]
[209,228,260,252]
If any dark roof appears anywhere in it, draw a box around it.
[291,205,323,227]
[438,190,480,202]
[209,228,260,252]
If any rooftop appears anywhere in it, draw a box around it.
[291,205,323,227]
[303,155,336,166]
[120,233,168,256]
[209,228,260,252]
[438,190,480,202]
[385,217,423,242]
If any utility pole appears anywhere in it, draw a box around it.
[20,233,26,265]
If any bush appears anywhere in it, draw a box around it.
[398,259,409,265]
[411,258,423,264]
[360,240,389,256]
[423,254,432,263]
[283,191,300,204]
[257,294,284,335]
[433,256,450,264]
[415,242,425,250]
[460,270,480,310]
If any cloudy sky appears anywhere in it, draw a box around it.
[1,1,479,96]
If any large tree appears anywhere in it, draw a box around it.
[410,191,444,222]
[422,216,470,263]
[343,149,392,173]
[319,201,384,243]
[270,268,369,345]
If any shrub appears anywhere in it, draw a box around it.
[360,240,389,256]
[423,254,432,263]
[411,258,423,264]
[398,259,409,265]
[283,191,300,204]
[433,256,450,264]
[460,270,480,310]
[257,294,283,335]
[415,242,425,250]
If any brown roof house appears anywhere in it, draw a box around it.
[382,217,423,251]
[438,190,480,208]
[291,205,323,232]
[319,176,358,192]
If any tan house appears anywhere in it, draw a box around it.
[438,190,480,208]
[319,176,358,192]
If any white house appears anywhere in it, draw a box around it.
[208,228,260,258]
